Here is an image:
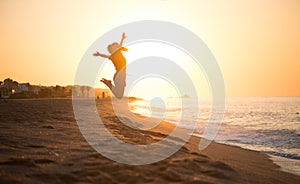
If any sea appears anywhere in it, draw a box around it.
[129,96,300,176]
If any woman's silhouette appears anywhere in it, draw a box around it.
[93,33,128,99]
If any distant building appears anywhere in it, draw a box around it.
[1,79,34,98]
[64,85,72,97]
[1,77,110,99]
[0,86,10,98]
[29,85,41,95]
[95,88,111,98]
[18,83,29,92]
[72,86,110,98]
[72,85,94,98]
[2,78,22,96]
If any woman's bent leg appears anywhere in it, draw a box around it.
[112,69,126,99]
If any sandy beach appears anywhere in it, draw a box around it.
[0,98,299,184]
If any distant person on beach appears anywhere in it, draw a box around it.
[93,32,128,99]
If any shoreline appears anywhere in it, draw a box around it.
[144,116,300,177]
[113,97,300,182]
[134,114,300,177]
[143,115,300,183]
[0,98,299,183]
[268,155,300,176]
[128,97,300,177]
[189,133,300,177]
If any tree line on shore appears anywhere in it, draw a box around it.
[0,78,110,99]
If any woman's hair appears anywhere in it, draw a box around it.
[107,42,127,54]
[107,42,120,54]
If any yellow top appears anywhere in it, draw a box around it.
[109,47,128,71]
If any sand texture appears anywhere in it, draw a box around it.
[0,98,299,184]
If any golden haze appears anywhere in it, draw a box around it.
[0,0,299,97]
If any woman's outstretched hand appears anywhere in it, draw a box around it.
[122,32,127,40]
[93,52,110,58]
[93,51,100,56]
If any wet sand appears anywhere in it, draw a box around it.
[0,98,299,183]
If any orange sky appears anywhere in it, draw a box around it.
[0,0,299,97]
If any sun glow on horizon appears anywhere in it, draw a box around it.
[94,41,212,99]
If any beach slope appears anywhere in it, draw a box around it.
[0,98,299,183]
